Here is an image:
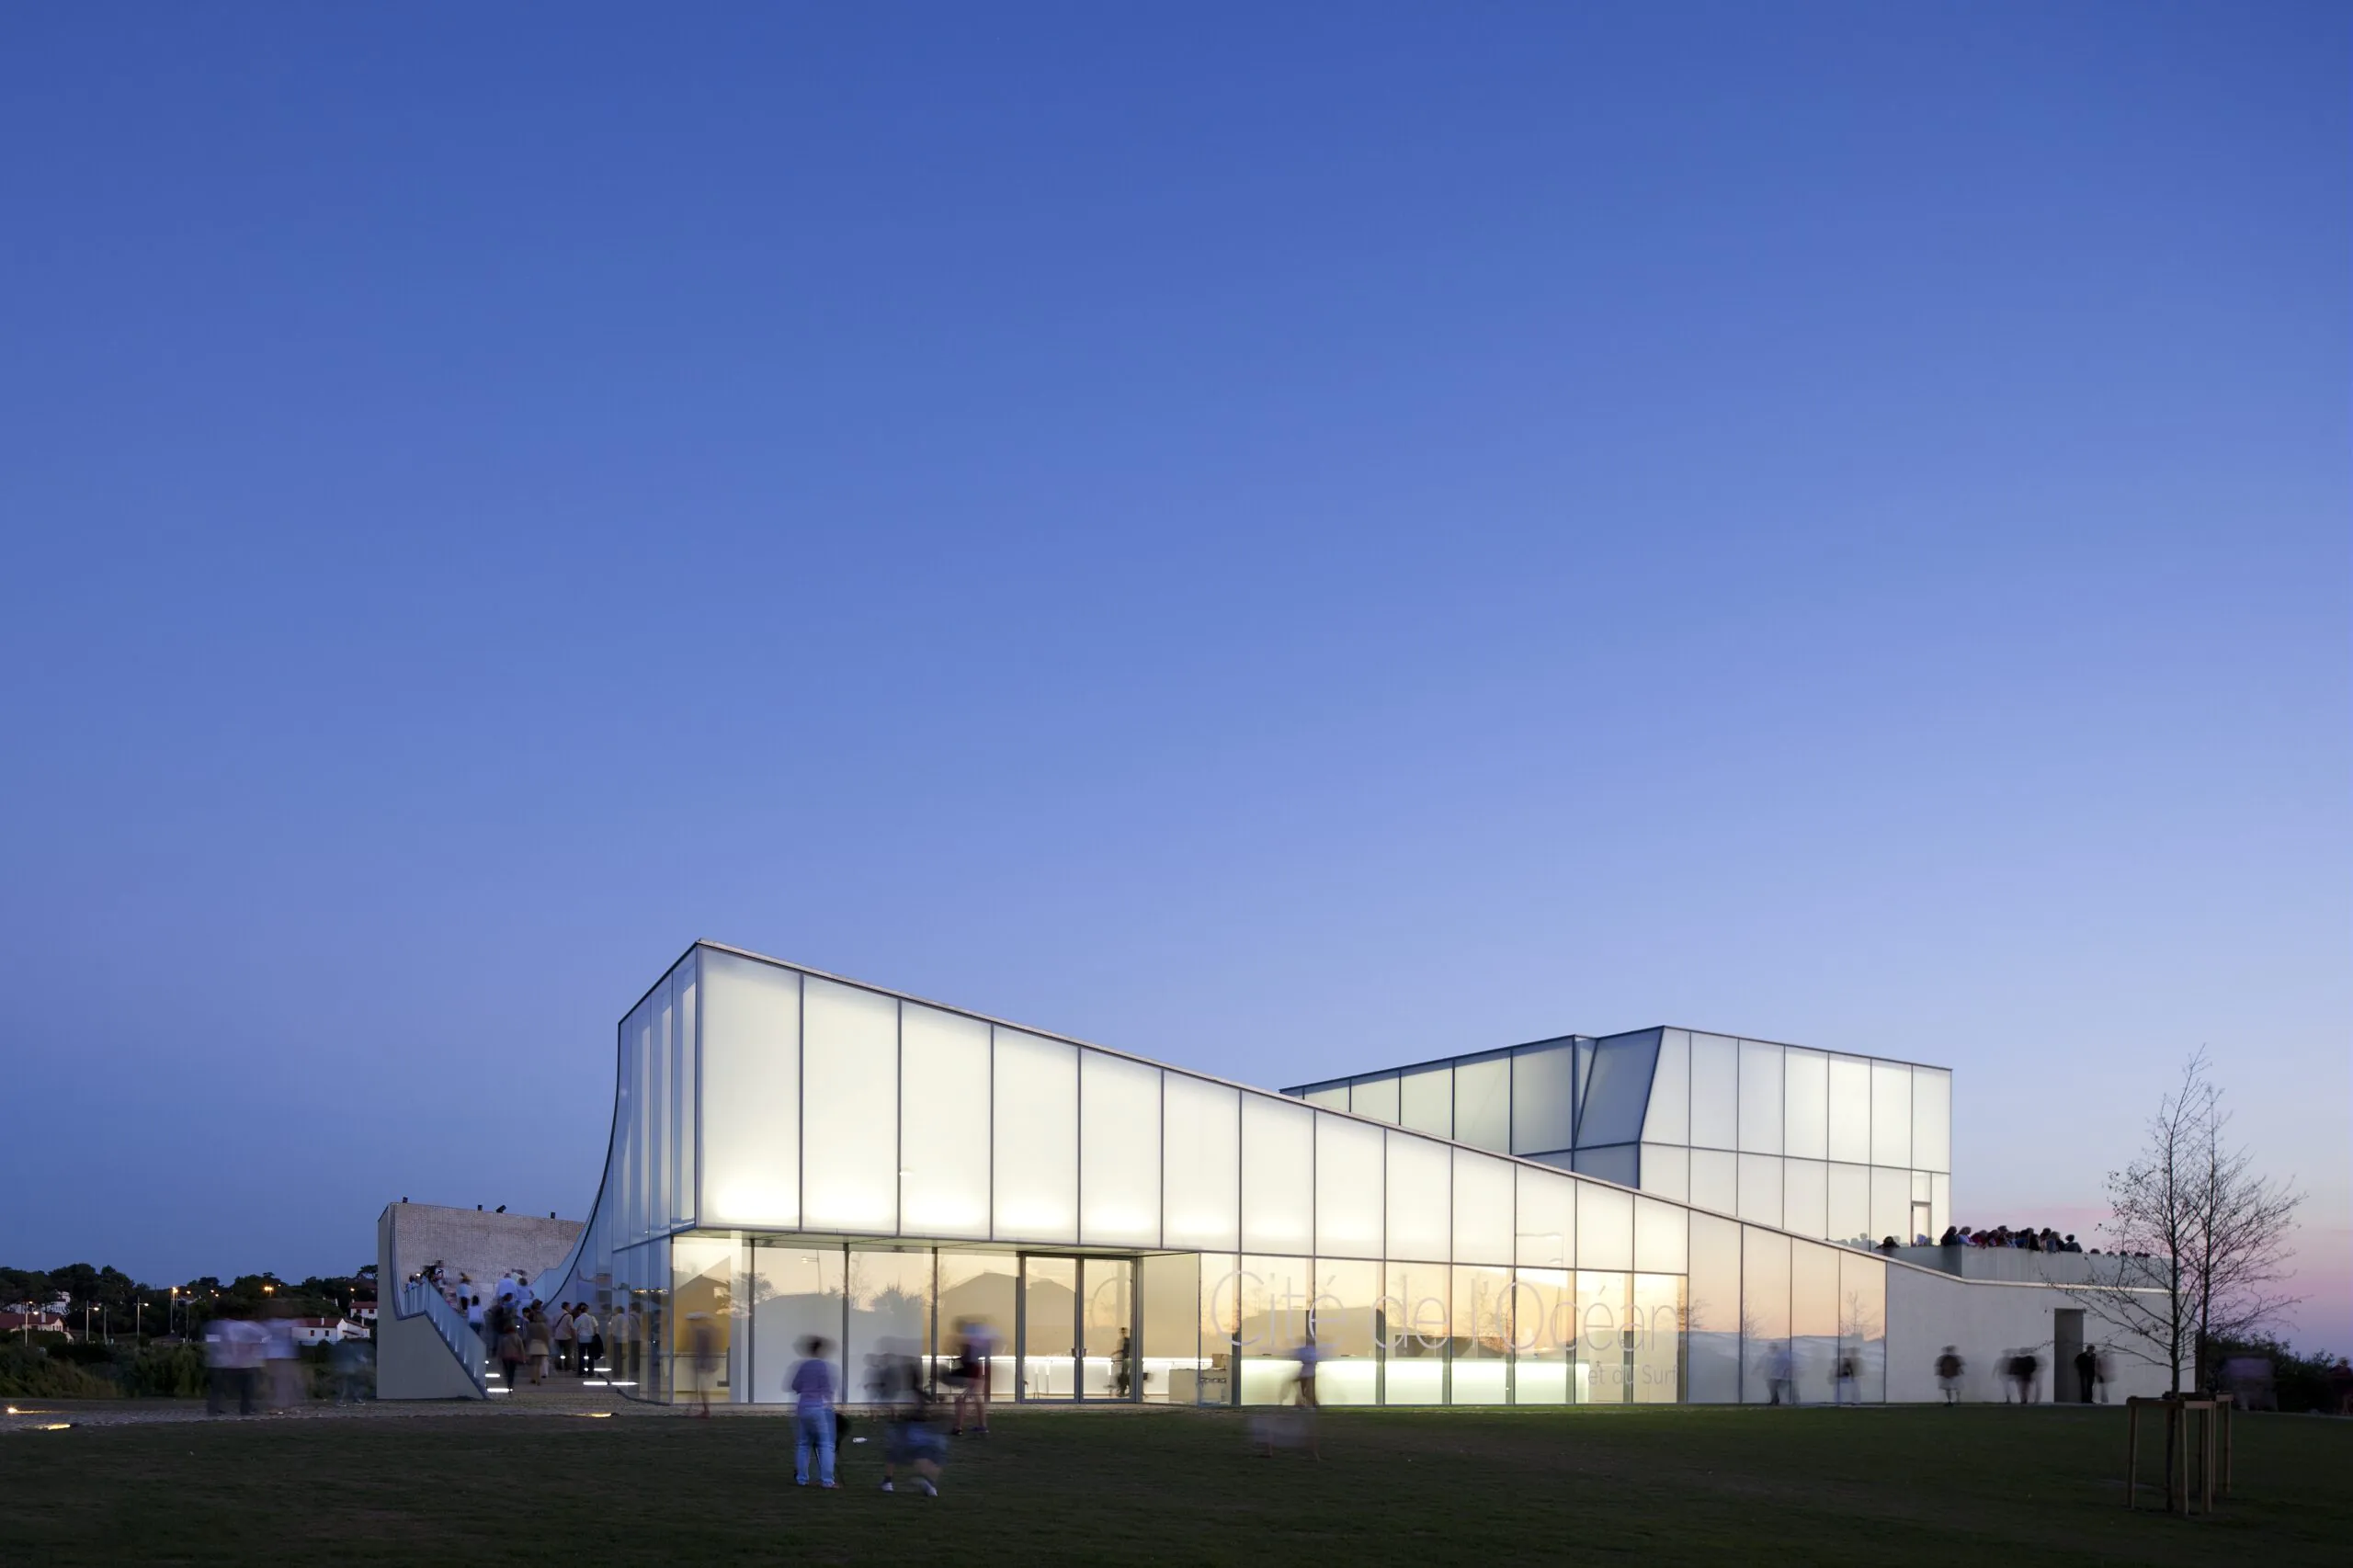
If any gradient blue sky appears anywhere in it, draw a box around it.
[2,4,2345,1346]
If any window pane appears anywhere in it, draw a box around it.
[1737,1153,1782,1226]
[1515,1165,1575,1268]
[1641,1143,1689,1202]
[1163,1074,1239,1252]
[1634,1198,1688,1274]
[938,1252,1018,1401]
[1686,1212,1742,1403]
[673,962,698,1228]
[1791,1241,1839,1403]
[899,1004,989,1238]
[1782,1048,1828,1160]
[847,1249,933,1400]
[1572,1143,1639,1187]
[1384,1131,1451,1261]
[1308,1258,1381,1406]
[1237,1254,1310,1406]
[1449,1265,1512,1404]
[1578,1030,1659,1146]
[1241,1095,1314,1255]
[748,1240,845,1405]
[1631,1273,1683,1404]
[1510,1041,1577,1154]
[1350,1074,1400,1126]
[1451,1149,1515,1265]
[1643,1029,1689,1143]
[1870,1062,1913,1166]
[1782,1157,1828,1240]
[1912,1068,1950,1173]
[1839,1250,1887,1402]
[1577,1182,1633,1271]
[697,951,800,1229]
[1380,1261,1449,1404]
[1869,1165,1909,1245]
[993,1028,1077,1242]
[1827,1054,1871,1163]
[1827,1163,1871,1245]
[1576,1270,1631,1404]
[1689,1032,1738,1150]
[1200,1256,1242,1406]
[1738,1040,1783,1154]
[1314,1113,1384,1258]
[1510,1267,1571,1404]
[1140,1252,1200,1404]
[1741,1227,1791,1404]
[1690,1148,1738,1215]
[1452,1054,1510,1153]
[1399,1064,1451,1138]
[669,1232,732,1402]
[1930,1173,1950,1241]
[801,978,899,1233]
[1081,1051,1162,1246]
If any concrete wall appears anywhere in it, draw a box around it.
[1890,1244,2151,1288]
[376,1203,584,1401]
[1886,1262,2180,1403]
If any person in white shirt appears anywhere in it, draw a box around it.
[551,1304,576,1372]
[572,1308,600,1377]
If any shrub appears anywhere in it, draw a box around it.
[0,1344,122,1399]
[119,1345,207,1398]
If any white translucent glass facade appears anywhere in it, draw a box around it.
[559,944,1939,1410]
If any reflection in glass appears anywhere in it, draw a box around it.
[1634,1198,1688,1274]
[1782,1048,1828,1161]
[1080,1051,1162,1246]
[994,1029,1078,1242]
[1384,1131,1451,1263]
[1510,1267,1571,1404]
[1162,1074,1239,1251]
[1309,1259,1381,1405]
[1790,1241,1838,1403]
[1081,1258,1133,1399]
[670,1233,734,1403]
[899,1005,990,1238]
[1685,1212,1742,1403]
[847,1249,932,1400]
[1238,1254,1309,1405]
[1575,1270,1630,1404]
[1380,1261,1449,1404]
[749,1240,846,1405]
[1021,1256,1078,1399]
[937,1251,1017,1400]
[1839,1250,1887,1403]
[1643,1029,1689,1143]
[1453,1054,1511,1153]
[1741,1228,1791,1405]
[1139,1251,1200,1404]
[1631,1273,1685,1403]
[1579,1031,1661,1146]
[1449,1265,1512,1404]
[801,979,900,1233]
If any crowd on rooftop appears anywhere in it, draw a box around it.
[1937,1225,2086,1253]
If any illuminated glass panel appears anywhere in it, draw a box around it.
[1381,1261,1449,1404]
[1782,1157,1828,1240]
[697,950,801,1229]
[1738,1040,1783,1154]
[1314,1112,1385,1258]
[1510,1040,1577,1154]
[1309,1258,1381,1406]
[1838,1250,1887,1402]
[1912,1067,1951,1173]
[1511,1267,1572,1404]
[1870,1165,1910,1245]
[1827,1054,1871,1164]
[1080,1051,1162,1247]
[1514,1163,1575,1268]
[993,1028,1077,1242]
[1350,1074,1400,1126]
[1240,1095,1314,1255]
[1634,1197,1688,1274]
[1870,1062,1913,1167]
[801,978,899,1233]
[1827,1162,1870,1245]
[1689,1032,1738,1150]
[1741,1228,1791,1405]
[1576,1270,1631,1404]
[1641,1143,1689,1203]
[1685,1211,1742,1403]
[1384,1131,1451,1261]
[1399,1064,1451,1139]
[1736,1153,1782,1226]
[1577,1182,1633,1272]
[1631,1273,1683,1403]
[1162,1074,1239,1252]
[1451,1149,1515,1265]
[1782,1048,1828,1161]
[1791,1241,1839,1403]
[1237,1254,1310,1405]
[1453,1053,1510,1153]
[1689,1148,1738,1215]
[897,1004,989,1239]
[1450,1265,1512,1404]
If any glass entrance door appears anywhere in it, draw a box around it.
[1020,1256,1135,1401]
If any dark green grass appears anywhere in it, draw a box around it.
[2,1403,2347,1565]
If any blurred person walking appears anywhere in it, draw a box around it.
[688,1313,717,1416]
[2072,1344,2097,1404]
[879,1347,943,1495]
[552,1303,575,1372]
[496,1321,528,1393]
[574,1305,601,1378]
[525,1307,552,1385]
[263,1307,303,1411]
[203,1306,259,1416]
[1935,1346,1964,1405]
[790,1335,839,1488]
[949,1318,994,1437]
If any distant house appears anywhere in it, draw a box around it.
[287,1317,369,1346]
[0,1310,71,1338]
[349,1300,378,1326]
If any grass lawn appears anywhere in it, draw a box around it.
[2,1403,2347,1565]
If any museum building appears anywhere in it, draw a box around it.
[381,941,2176,1406]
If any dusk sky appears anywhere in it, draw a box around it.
[2,5,2344,1348]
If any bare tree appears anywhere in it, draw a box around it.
[2067,1051,2303,1395]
